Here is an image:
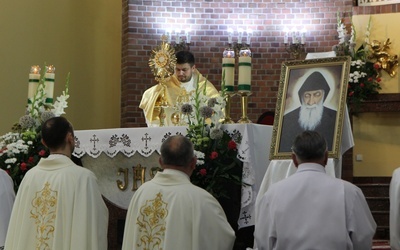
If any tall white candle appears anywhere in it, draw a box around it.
[28,65,41,104]
[222,57,235,92]
[238,51,252,92]
[44,65,55,104]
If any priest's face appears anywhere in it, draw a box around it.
[175,63,195,83]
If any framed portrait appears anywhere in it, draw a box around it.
[270,56,351,160]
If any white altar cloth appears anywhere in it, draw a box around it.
[73,124,272,228]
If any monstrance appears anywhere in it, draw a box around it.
[148,35,177,126]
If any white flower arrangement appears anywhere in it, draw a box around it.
[333,13,381,110]
[349,60,367,83]
[180,78,242,199]
[0,65,70,190]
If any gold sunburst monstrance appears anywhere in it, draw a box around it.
[149,36,176,82]
[148,36,177,126]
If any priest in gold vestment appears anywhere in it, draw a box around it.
[140,50,219,126]
[5,117,108,250]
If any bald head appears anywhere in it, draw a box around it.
[160,135,195,168]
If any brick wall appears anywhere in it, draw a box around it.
[121,0,400,128]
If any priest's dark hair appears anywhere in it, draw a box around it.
[176,50,195,67]
[160,135,194,167]
[42,116,73,150]
[291,130,327,162]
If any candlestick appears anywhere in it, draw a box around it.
[237,91,252,124]
[283,27,306,59]
[283,27,289,44]
[28,65,41,104]
[292,28,298,44]
[185,29,191,43]
[44,65,55,104]
[228,28,233,44]
[221,92,235,124]
[246,29,253,45]
[222,48,235,92]
[301,28,306,44]
[166,29,172,43]
[238,48,251,92]
[238,28,243,44]
[175,29,181,44]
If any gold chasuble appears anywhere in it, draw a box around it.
[140,38,219,127]
[140,69,219,126]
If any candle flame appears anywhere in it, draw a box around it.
[30,65,41,74]
[46,65,56,73]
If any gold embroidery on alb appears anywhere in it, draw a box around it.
[30,182,58,250]
[136,192,168,249]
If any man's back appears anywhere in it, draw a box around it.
[255,163,376,250]
[122,169,235,250]
[5,155,108,250]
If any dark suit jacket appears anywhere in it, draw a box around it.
[279,106,337,152]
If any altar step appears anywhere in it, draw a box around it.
[372,240,390,249]
[353,177,391,240]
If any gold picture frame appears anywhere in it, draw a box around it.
[270,56,351,160]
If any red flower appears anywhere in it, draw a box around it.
[377,78,381,82]
[349,91,354,97]
[20,162,27,171]
[374,63,381,69]
[210,151,218,160]
[228,140,237,150]
[199,168,207,176]
[368,77,373,82]
[28,156,34,163]
[39,150,47,157]
[360,83,365,88]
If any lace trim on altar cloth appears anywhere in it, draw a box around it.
[72,125,250,161]
[72,124,264,229]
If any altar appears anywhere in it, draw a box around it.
[73,123,272,230]
[72,115,353,249]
